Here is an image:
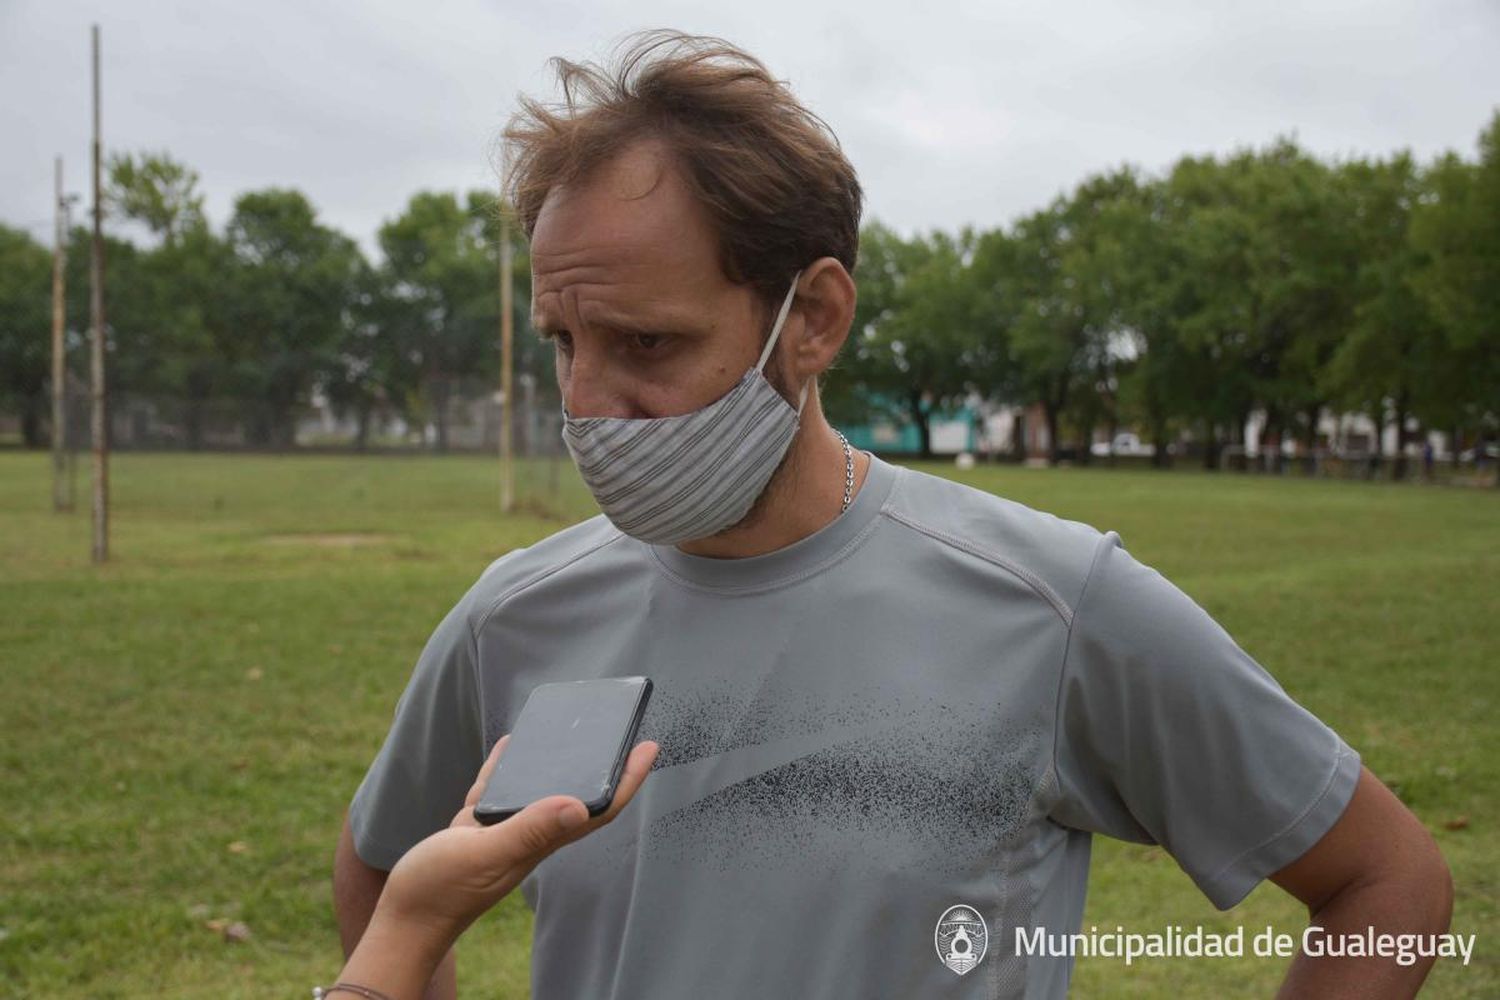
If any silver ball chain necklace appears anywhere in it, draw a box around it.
[835,430,855,514]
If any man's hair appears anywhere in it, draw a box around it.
[500,30,864,322]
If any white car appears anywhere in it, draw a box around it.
[1090,433,1156,457]
[1458,444,1499,463]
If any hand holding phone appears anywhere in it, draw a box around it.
[474,676,654,826]
[366,718,659,974]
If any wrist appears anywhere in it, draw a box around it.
[338,906,456,1000]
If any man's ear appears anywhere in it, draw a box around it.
[792,257,857,378]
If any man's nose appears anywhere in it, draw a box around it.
[561,348,635,420]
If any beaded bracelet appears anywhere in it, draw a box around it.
[312,983,395,1000]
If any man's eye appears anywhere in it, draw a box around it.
[540,329,572,351]
[630,333,667,352]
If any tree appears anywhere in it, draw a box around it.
[0,225,54,447]
[1110,174,1214,467]
[106,151,206,247]
[1003,169,1138,467]
[1233,143,1359,474]
[1322,153,1444,480]
[58,223,155,448]
[324,259,404,450]
[224,189,367,447]
[1052,168,1143,466]
[964,226,1025,454]
[1411,111,1500,476]
[377,191,505,451]
[1003,204,1076,465]
[846,223,986,458]
[1150,154,1259,468]
[832,220,912,428]
[1138,142,1357,473]
[157,225,245,448]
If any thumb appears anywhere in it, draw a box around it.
[497,796,590,860]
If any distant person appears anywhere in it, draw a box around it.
[1423,440,1435,481]
[334,30,1452,999]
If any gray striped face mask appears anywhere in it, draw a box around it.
[560,271,808,546]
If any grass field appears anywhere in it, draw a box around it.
[0,450,1495,998]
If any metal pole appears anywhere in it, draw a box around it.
[89,24,109,563]
[499,191,515,513]
[52,156,71,512]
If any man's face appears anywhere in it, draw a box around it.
[530,137,794,421]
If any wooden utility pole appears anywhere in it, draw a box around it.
[89,24,109,563]
[51,156,72,512]
[499,189,515,513]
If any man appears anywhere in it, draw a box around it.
[334,30,1452,999]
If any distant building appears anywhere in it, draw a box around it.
[837,389,982,455]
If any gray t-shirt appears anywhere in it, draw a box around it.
[348,453,1361,998]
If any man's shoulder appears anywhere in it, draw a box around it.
[879,463,1108,620]
[455,514,632,628]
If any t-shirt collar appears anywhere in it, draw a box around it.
[646,450,900,592]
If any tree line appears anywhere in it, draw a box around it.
[1,111,1496,480]
[1,155,534,452]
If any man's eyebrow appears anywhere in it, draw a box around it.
[535,305,703,337]
[598,312,702,336]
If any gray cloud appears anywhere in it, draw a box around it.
[3,0,1496,258]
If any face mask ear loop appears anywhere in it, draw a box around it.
[795,375,812,418]
[755,269,804,373]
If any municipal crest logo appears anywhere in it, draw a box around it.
[935,903,989,975]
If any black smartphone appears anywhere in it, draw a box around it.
[473,676,653,826]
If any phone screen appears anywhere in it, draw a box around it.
[474,676,652,825]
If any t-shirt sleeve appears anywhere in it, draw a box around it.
[1047,529,1362,910]
[347,591,486,871]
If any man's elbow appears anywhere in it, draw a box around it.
[1316,821,1454,934]
[1381,821,1452,933]
[1412,841,1455,934]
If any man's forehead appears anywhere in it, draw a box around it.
[531,139,708,266]
[575,137,674,203]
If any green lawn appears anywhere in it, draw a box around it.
[0,451,1494,998]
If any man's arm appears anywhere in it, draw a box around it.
[334,810,457,1000]
[1269,765,1454,998]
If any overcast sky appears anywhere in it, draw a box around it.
[4,0,1497,259]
